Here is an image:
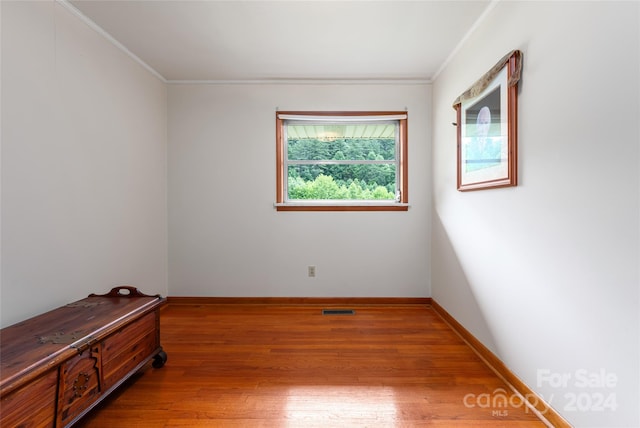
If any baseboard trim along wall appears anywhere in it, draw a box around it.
[430,300,572,428]
[166,296,433,306]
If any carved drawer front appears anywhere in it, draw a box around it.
[0,369,57,428]
[57,350,101,427]
[102,311,158,390]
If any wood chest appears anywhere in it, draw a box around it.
[0,286,167,427]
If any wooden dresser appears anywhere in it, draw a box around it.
[0,286,167,428]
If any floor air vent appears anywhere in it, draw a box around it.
[322,309,355,315]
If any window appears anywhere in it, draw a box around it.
[276,111,408,211]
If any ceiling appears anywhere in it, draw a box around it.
[67,0,492,82]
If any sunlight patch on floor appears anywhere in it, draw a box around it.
[284,386,398,426]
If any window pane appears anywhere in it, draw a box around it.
[287,164,396,200]
[287,132,396,161]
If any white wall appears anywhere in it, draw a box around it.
[432,2,639,427]
[1,1,168,327]
[168,83,431,298]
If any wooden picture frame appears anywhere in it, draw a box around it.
[456,51,519,191]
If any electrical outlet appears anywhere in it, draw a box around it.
[308,266,316,277]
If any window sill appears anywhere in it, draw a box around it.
[274,202,409,212]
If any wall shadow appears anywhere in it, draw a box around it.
[431,211,500,356]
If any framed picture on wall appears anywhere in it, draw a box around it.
[455,50,520,191]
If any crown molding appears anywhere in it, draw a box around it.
[432,0,500,81]
[167,78,431,85]
[56,0,167,83]
[56,0,433,86]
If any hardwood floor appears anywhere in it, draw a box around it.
[77,304,548,427]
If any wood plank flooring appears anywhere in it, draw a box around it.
[76,304,547,427]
